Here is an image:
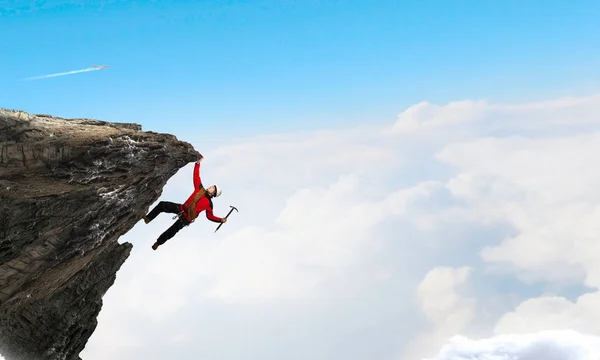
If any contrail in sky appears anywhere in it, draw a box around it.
[22,66,103,81]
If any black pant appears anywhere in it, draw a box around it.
[146,201,191,245]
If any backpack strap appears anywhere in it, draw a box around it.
[185,187,206,221]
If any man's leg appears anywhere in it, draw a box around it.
[152,218,190,250]
[143,201,181,223]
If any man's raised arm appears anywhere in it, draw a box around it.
[194,155,204,189]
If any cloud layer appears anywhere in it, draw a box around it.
[426,330,600,360]
[79,92,600,360]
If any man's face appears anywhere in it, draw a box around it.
[207,185,216,196]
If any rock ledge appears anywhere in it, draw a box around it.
[0,108,199,360]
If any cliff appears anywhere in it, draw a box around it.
[0,108,200,360]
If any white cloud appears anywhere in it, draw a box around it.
[209,125,404,189]
[494,293,600,336]
[428,127,600,346]
[390,92,600,135]
[197,176,440,302]
[425,329,600,360]
[403,267,478,360]
[82,308,144,360]
[128,174,440,304]
[80,92,600,360]
[434,133,600,285]
[417,267,476,328]
[391,100,488,134]
[494,93,600,126]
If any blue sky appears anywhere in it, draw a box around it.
[1,0,599,141]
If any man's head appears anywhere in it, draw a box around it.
[207,185,222,198]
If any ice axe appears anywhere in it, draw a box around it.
[215,205,238,233]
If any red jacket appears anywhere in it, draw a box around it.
[180,163,222,223]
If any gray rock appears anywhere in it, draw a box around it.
[0,108,200,360]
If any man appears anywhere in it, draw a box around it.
[142,155,226,250]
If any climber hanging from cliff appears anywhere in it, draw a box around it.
[142,155,226,250]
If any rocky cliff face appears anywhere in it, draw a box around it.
[0,108,200,360]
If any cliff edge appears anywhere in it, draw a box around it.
[0,108,200,360]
